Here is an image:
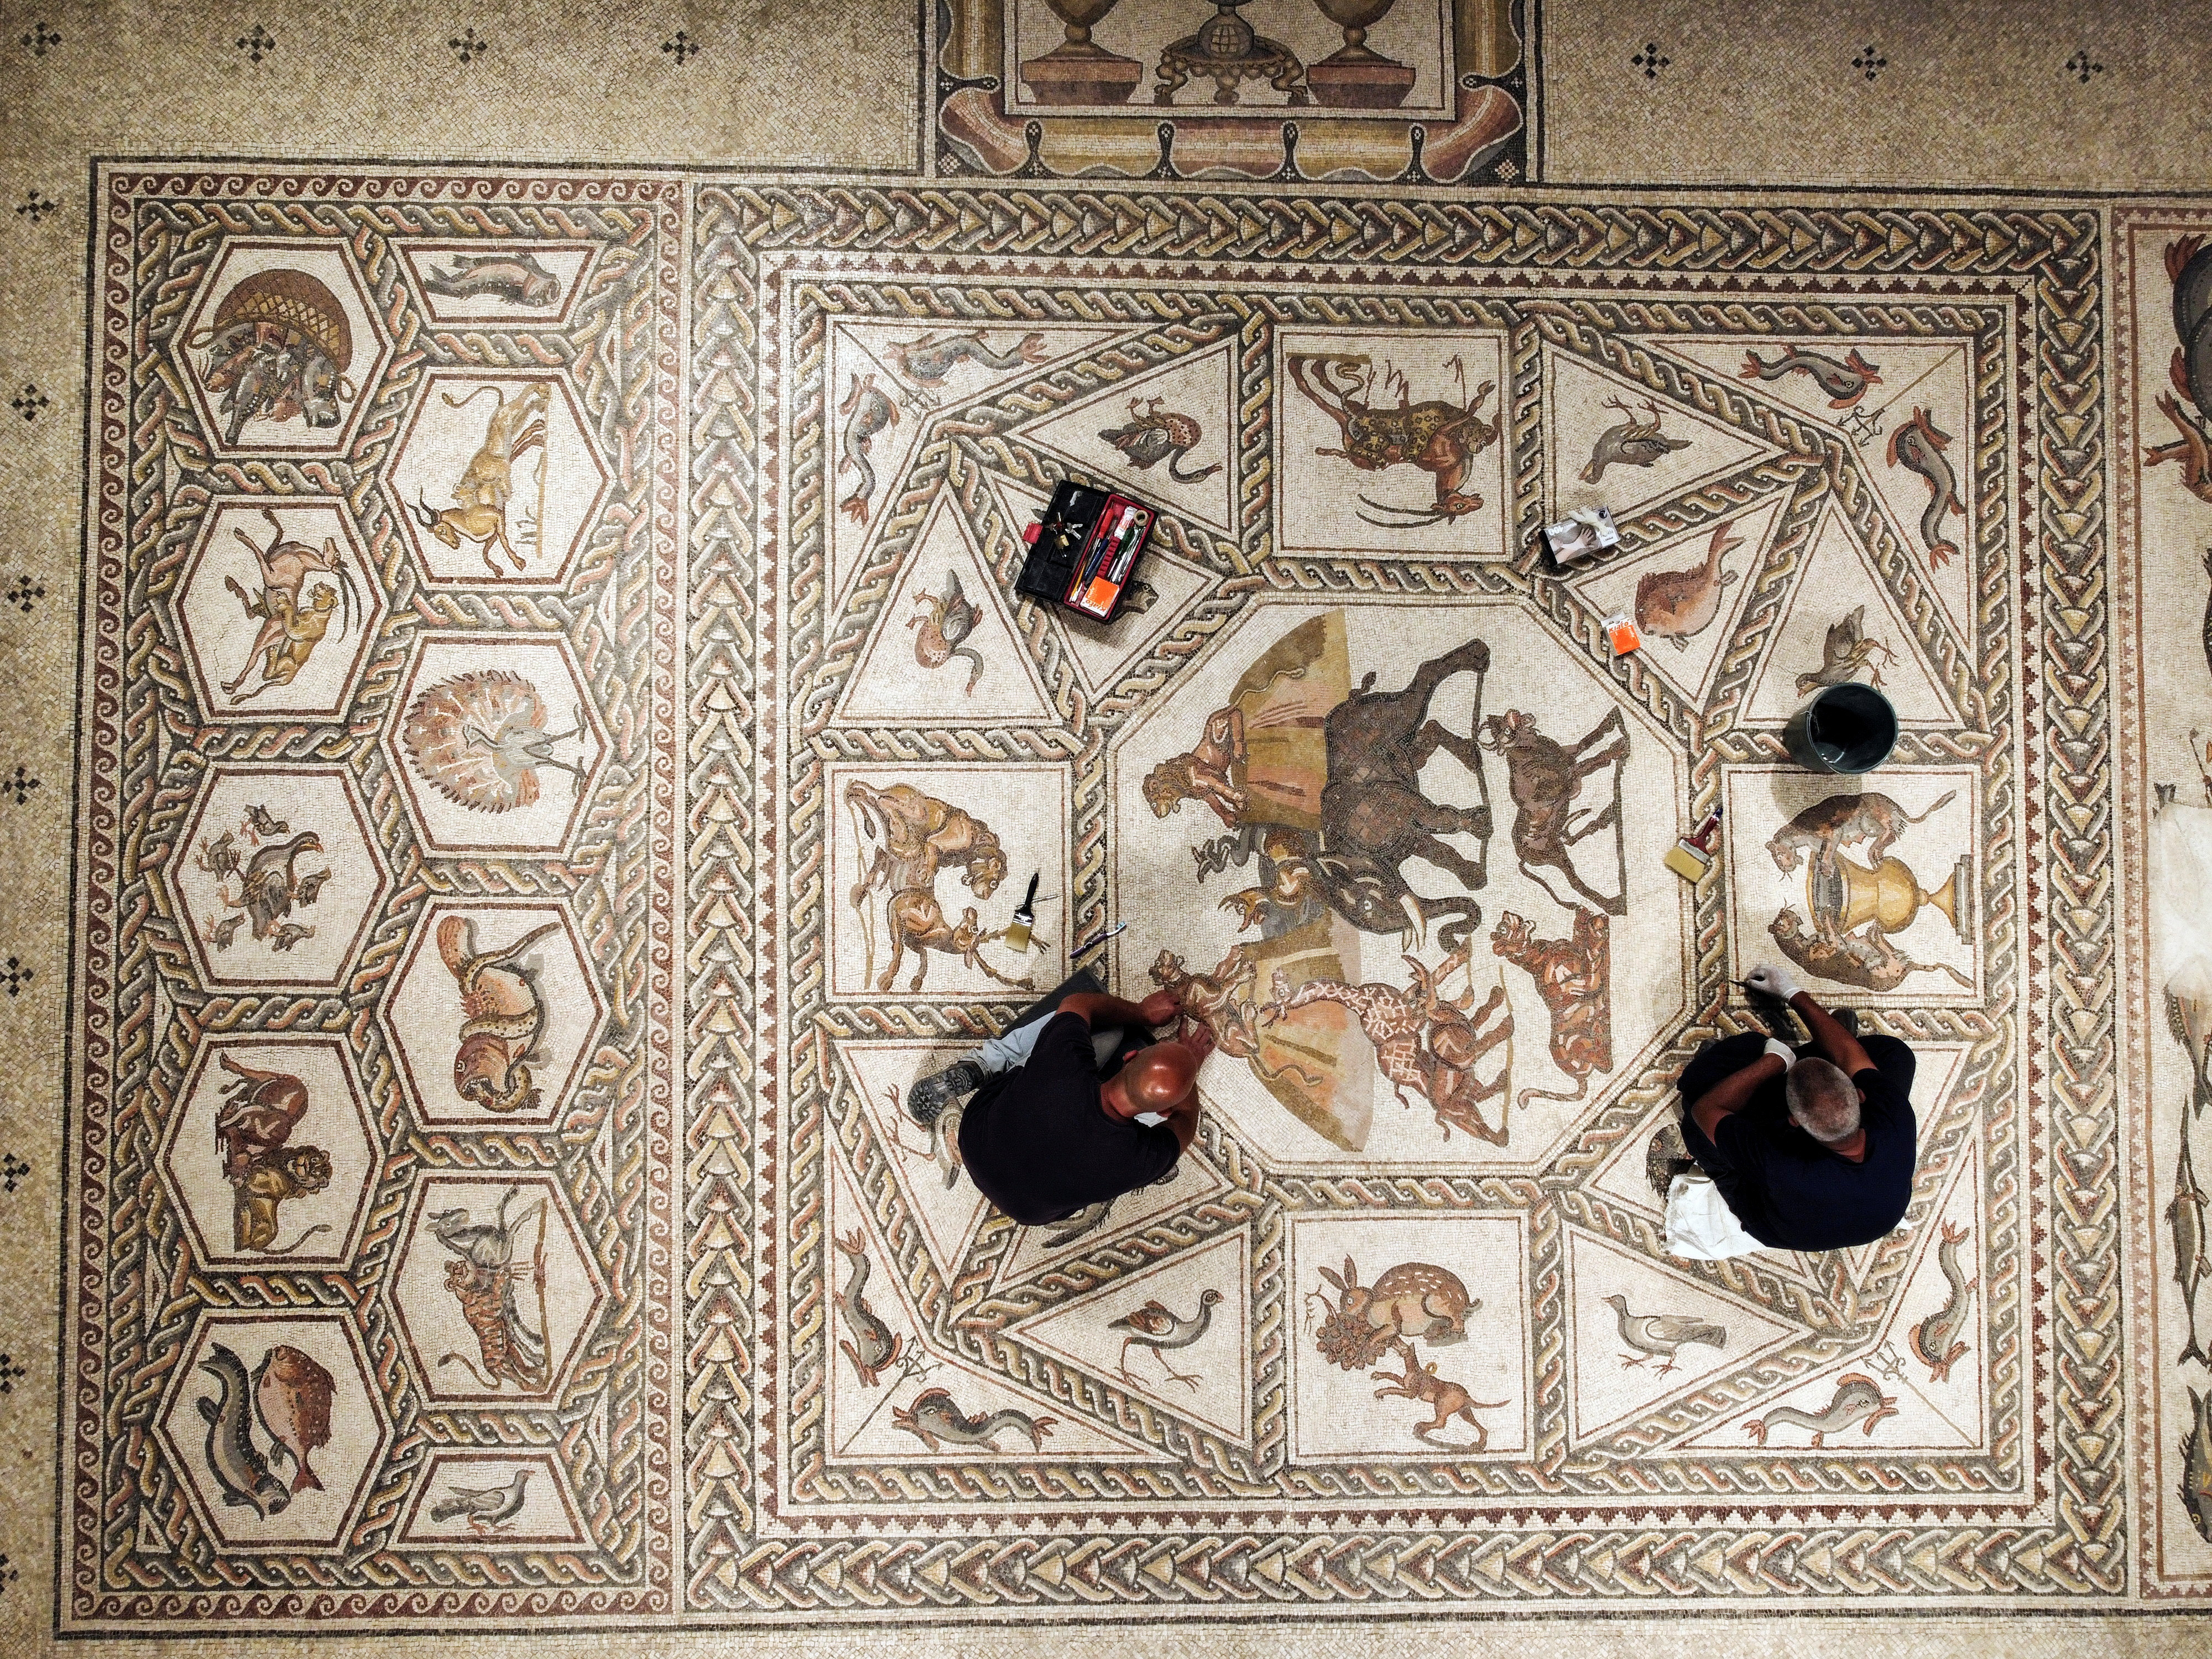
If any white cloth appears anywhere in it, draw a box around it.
[1663,1171,1766,1260]
[2151,804,2212,1100]
[2153,804,2212,1006]
[977,1009,1121,1076]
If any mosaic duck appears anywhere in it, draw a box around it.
[908,568,985,693]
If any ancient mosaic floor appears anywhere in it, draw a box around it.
[39,35,2212,1640]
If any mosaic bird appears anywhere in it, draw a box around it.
[1109,1287,1221,1390]
[1603,1294,1726,1374]
[430,1469,533,1535]
[237,832,326,942]
[1580,395,1690,484]
[1043,1196,1115,1246]
[1796,606,1896,694]
[908,567,984,693]
[403,671,590,812]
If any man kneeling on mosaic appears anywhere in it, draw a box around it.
[1676,963,1917,1251]
[905,971,1206,1226]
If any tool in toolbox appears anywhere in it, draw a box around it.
[1016,479,1158,623]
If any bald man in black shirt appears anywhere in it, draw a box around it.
[906,973,1208,1227]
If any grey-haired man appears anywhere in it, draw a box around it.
[1671,963,1919,1252]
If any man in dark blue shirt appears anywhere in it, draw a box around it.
[1676,963,1918,1252]
[906,972,1206,1227]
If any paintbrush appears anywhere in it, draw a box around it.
[1003,871,1040,953]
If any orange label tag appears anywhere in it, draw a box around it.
[1603,613,1641,655]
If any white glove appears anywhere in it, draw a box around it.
[1743,964,1802,1003]
[1762,1038,1798,1070]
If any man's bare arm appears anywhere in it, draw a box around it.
[1689,1053,1787,1144]
[1791,991,1874,1077]
[1161,1097,1199,1151]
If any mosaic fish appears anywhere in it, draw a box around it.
[1739,343,1882,408]
[253,1343,335,1494]
[1908,1222,1976,1384]
[2183,1385,2212,1542]
[831,1228,905,1387]
[886,329,1048,388]
[195,1343,289,1518]
[1634,518,1741,650]
[1744,1372,1897,1447]
[890,1386,1055,1451]
[2146,236,2212,508]
[836,372,898,524]
[2170,1119,2209,1369]
[1886,406,1965,567]
[421,251,561,307]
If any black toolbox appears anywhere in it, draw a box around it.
[1015,479,1157,624]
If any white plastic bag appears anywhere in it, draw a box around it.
[1663,1171,1765,1260]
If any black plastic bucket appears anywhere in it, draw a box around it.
[1785,682,1898,775]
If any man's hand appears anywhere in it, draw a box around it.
[1743,964,1801,1003]
[1762,1038,1797,1069]
[1181,1021,1217,1063]
[1139,989,1182,1027]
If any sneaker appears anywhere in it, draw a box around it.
[1745,986,1805,1044]
[907,1059,985,1127]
